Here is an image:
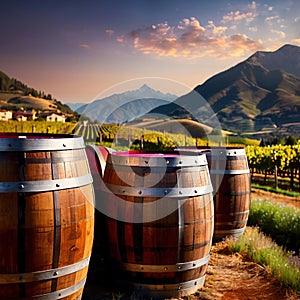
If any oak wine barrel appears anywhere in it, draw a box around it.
[176,147,251,242]
[102,151,214,299]
[0,133,94,299]
[207,147,251,241]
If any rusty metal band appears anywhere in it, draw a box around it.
[0,256,90,284]
[125,274,206,294]
[0,173,93,193]
[106,183,213,198]
[120,254,210,273]
[108,153,208,167]
[0,136,85,151]
[210,169,250,175]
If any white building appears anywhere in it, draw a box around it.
[46,113,66,123]
[0,110,13,121]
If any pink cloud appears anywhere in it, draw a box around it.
[117,17,263,59]
[105,29,115,36]
[222,11,256,23]
[80,44,91,49]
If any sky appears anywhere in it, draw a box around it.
[0,0,299,103]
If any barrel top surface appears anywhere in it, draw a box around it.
[109,150,208,167]
[112,152,178,157]
[0,133,85,151]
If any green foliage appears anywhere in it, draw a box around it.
[228,226,300,292]
[246,144,300,175]
[248,199,300,251]
[131,133,176,151]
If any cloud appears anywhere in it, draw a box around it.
[105,29,115,36]
[270,29,286,38]
[265,15,281,23]
[80,44,91,49]
[222,11,256,23]
[117,17,263,59]
[291,38,300,46]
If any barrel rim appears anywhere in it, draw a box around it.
[107,151,208,167]
[0,134,85,151]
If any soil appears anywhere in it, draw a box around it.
[192,241,299,300]
[251,188,300,209]
[83,189,300,300]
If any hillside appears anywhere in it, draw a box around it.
[0,71,73,114]
[150,44,300,135]
[128,118,214,137]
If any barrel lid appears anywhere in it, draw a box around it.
[0,134,85,151]
[108,151,208,167]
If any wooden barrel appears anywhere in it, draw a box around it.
[207,147,251,241]
[85,145,110,262]
[0,133,94,299]
[102,151,214,299]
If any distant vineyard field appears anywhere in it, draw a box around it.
[72,123,258,150]
[0,120,76,134]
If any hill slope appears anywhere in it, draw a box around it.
[0,71,73,114]
[151,44,300,134]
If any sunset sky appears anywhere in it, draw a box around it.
[0,0,299,103]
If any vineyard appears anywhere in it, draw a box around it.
[72,123,210,149]
[246,145,300,191]
[0,120,76,134]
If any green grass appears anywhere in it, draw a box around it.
[248,198,300,252]
[252,183,300,197]
[228,226,300,292]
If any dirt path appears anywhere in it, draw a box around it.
[194,241,299,300]
[251,188,300,209]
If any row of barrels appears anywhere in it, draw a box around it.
[0,134,251,299]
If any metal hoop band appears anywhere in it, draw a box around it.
[106,183,213,198]
[0,136,85,151]
[0,174,93,193]
[120,254,210,273]
[0,256,90,284]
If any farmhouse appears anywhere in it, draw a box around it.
[40,111,66,122]
[0,110,13,121]
[13,109,37,121]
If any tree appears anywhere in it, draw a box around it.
[285,135,298,146]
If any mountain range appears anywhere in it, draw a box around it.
[1,44,299,137]
[75,84,177,123]
[151,44,300,134]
